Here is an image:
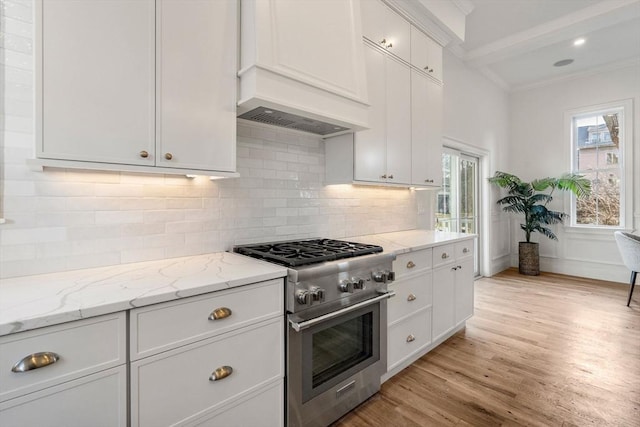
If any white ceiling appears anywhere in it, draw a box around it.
[453,0,640,90]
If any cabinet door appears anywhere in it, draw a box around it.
[157,0,236,172]
[360,0,386,46]
[39,0,155,165]
[410,26,442,82]
[382,3,410,63]
[385,56,411,184]
[0,366,127,427]
[411,70,442,187]
[354,44,387,183]
[432,264,455,341]
[454,257,474,325]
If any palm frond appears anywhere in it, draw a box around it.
[533,225,558,241]
[556,173,591,198]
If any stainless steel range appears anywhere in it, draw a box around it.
[234,238,396,427]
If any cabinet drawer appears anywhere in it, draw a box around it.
[131,317,284,427]
[388,271,432,324]
[130,278,284,360]
[0,366,127,427]
[185,380,283,427]
[393,249,432,277]
[432,244,455,268]
[0,312,126,403]
[388,307,431,370]
[456,240,474,260]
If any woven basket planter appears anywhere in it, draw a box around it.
[519,242,540,276]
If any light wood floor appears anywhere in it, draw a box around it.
[333,269,640,427]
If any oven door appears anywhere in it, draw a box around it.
[287,291,393,427]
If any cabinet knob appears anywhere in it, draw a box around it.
[381,174,387,179]
[406,334,416,343]
[423,65,429,70]
[388,174,394,179]
[463,248,470,253]
[441,252,450,259]
[379,38,387,45]
[407,293,417,301]
[164,152,173,160]
[429,68,434,73]
[386,42,393,48]
[12,352,60,373]
[208,307,232,321]
[424,179,434,183]
[139,150,149,158]
[209,365,233,381]
[407,261,416,269]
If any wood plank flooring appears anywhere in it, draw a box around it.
[332,269,640,426]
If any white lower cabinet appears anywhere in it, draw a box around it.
[131,317,283,426]
[0,312,127,426]
[387,307,432,371]
[130,278,285,427]
[384,237,475,381]
[0,366,127,427]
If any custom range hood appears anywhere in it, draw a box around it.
[237,0,370,137]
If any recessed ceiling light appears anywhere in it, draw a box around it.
[554,59,574,67]
[573,38,586,46]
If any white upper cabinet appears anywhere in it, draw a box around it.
[354,45,387,182]
[37,0,238,176]
[411,69,443,187]
[361,0,410,63]
[353,44,410,185]
[39,0,155,166]
[410,25,443,82]
[156,0,236,172]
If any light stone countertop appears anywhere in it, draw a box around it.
[0,252,287,337]
[349,229,476,255]
[0,229,475,337]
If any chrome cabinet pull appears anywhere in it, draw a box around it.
[139,150,149,158]
[388,174,394,179]
[208,307,232,321]
[406,261,416,269]
[463,247,470,253]
[451,266,458,271]
[407,293,417,301]
[12,352,60,373]
[209,365,233,381]
[424,179,434,183]
[406,334,416,343]
[381,174,387,179]
[441,252,449,259]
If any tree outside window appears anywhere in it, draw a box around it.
[570,104,627,227]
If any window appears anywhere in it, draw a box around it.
[568,100,633,228]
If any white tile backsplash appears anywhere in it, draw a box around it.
[0,1,426,278]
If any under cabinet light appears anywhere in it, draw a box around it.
[573,38,586,46]
[185,174,197,179]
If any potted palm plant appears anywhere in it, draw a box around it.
[489,171,591,275]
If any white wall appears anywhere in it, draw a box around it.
[441,51,511,276]
[509,63,640,283]
[0,0,423,279]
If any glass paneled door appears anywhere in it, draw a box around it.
[436,149,479,275]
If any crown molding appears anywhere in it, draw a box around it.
[384,0,451,46]
[446,43,466,60]
[451,0,474,16]
[476,66,511,92]
[510,57,640,93]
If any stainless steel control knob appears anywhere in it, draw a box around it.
[339,280,354,293]
[310,287,325,302]
[352,278,365,290]
[296,290,310,305]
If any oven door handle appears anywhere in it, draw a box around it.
[288,291,396,332]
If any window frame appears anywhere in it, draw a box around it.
[565,99,634,230]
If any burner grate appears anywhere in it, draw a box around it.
[234,238,383,267]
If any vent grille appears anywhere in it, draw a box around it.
[238,107,349,135]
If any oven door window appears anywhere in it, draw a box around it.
[301,303,380,402]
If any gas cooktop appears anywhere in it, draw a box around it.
[233,238,383,267]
